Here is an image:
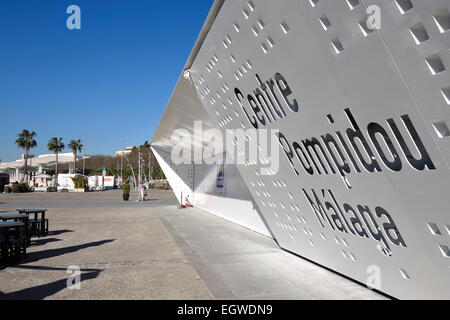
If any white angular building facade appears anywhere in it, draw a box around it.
[151,0,450,299]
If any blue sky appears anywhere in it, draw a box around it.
[0,0,213,162]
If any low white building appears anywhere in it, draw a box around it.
[0,152,82,184]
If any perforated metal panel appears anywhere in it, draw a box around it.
[151,71,271,236]
[152,147,195,202]
[184,0,450,299]
[193,151,272,236]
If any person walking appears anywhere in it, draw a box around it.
[139,181,147,201]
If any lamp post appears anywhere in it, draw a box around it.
[138,139,141,185]
[120,136,124,181]
[82,131,86,175]
[149,152,152,181]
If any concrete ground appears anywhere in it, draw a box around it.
[0,189,385,300]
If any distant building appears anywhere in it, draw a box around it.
[115,146,134,157]
[21,153,34,160]
[0,152,80,183]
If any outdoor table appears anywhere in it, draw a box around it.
[0,221,26,263]
[0,213,30,245]
[16,208,48,237]
[0,221,23,228]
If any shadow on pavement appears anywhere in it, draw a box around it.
[8,265,92,271]
[23,239,115,263]
[0,239,115,270]
[0,239,115,299]
[0,269,102,300]
[30,238,62,246]
[47,229,73,236]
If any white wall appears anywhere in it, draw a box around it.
[193,153,272,236]
[152,147,272,237]
[152,147,194,205]
[57,174,75,191]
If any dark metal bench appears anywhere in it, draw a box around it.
[0,221,26,263]
[0,213,30,245]
[16,208,48,237]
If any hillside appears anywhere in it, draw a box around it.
[52,145,165,180]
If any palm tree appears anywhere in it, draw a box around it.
[15,129,37,182]
[47,137,65,176]
[68,139,83,174]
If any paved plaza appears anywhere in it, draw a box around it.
[0,190,385,299]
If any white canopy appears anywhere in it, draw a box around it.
[0,153,81,170]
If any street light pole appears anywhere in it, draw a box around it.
[82,131,86,175]
[138,139,141,185]
[120,136,124,182]
[124,153,137,190]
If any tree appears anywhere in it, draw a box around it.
[67,139,83,174]
[47,137,65,176]
[15,129,37,182]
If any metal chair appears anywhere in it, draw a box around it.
[5,226,26,262]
